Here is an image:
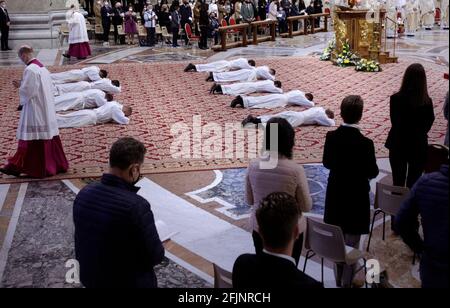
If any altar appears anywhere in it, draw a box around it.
[332,6,398,64]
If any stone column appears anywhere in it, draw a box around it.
[8,0,68,13]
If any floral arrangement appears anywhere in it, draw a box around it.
[355,58,382,72]
[335,41,359,67]
[319,38,336,61]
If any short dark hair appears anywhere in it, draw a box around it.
[257,192,300,250]
[305,93,313,101]
[111,80,120,87]
[248,59,256,67]
[264,117,295,159]
[274,80,282,88]
[105,93,114,101]
[109,137,146,170]
[269,68,276,75]
[100,69,108,78]
[340,95,364,124]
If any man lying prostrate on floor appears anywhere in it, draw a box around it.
[231,90,314,109]
[54,89,113,112]
[56,101,131,128]
[210,80,283,95]
[51,66,108,84]
[208,66,276,83]
[54,79,121,96]
[184,58,256,73]
[242,107,336,128]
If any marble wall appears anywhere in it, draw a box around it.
[8,0,67,13]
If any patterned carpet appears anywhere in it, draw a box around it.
[0,56,448,183]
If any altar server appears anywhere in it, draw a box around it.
[184,58,256,73]
[419,0,435,29]
[0,46,68,178]
[57,101,132,128]
[211,66,276,83]
[51,66,108,84]
[210,80,283,95]
[242,107,336,128]
[230,90,314,108]
[54,89,113,112]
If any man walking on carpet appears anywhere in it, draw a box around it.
[0,46,69,178]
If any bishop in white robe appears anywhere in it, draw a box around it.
[57,101,131,128]
[54,89,112,112]
[442,0,449,28]
[210,80,283,95]
[242,107,336,128]
[405,0,420,34]
[419,0,436,28]
[63,4,92,59]
[212,66,276,83]
[51,66,108,84]
[1,47,68,178]
[231,90,315,109]
[184,58,255,73]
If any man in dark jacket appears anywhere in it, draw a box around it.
[198,1,209,49]
[396,164,449,288]
[180,0,193,45]
[171,3,181,47]
[101,1,112,46]
[323,95,379,288]
[233,192,322,288]
[112,2,124,44]
[74,137,165,288]
[0,0,11,51]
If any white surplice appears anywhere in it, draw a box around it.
[67,10,89,44]
[54,89,108,112]
[18,63,59,141]
[54,81,91,96]
[419,0,435,27]
[213,66,275,83]
[221,80,283,96]
[195,58,253,73]
[258,107,336,127]
[57,101,129,128]
[51,66,102,84]
[90,79,121,94]
[242,90,315,109]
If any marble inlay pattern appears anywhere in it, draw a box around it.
[0,181,211,288]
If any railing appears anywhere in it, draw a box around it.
[213,19,277,51]
[282,13,330,38]
[384,16,397,58]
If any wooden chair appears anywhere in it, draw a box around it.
[59,23,70,47]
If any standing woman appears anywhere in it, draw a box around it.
[385,63,435,188]
[246,118,312,266]
[124,5,138,45]
[199,1,209,49]
[63,4,92,60]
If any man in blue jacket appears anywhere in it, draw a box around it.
[74,137,165,288]
[396,164,449,288]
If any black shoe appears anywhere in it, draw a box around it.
[17,105,23,111]
[242,115,260,127]
[0,167,20,177]
[209,83,217,94]
[205,72,213,82]
[184,63,196,72]
[62,53,70,58]
[230,96,244,108]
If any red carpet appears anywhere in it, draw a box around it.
[0,56,448,183]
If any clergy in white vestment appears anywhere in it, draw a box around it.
[442,0,449,28]
[57,101,132,128]
[90,78,121,94]
[54,80,92,96]
[54,89,113,112]
[405,0,420,34]
[242,107,336,128]
[51,66,108,84]
[0,46,69,178]
[212,66,276,83]
[184,58,256,73]
[231,90,315,109]
[63,3,92,60]
[419,0,436,28]
[210,80,283,95]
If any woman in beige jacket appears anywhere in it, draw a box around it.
[246,117,312,266]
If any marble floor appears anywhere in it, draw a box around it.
[0,27,446,288]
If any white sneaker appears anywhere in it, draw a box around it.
[103,42,110,47]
